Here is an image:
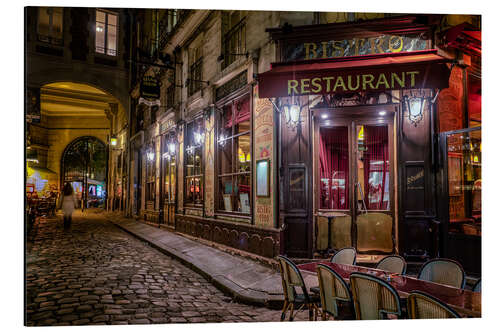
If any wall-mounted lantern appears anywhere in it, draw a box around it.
[268,97,304,131]
[282,102,302,129]
[110,136,118,147]
[403,89,440,127]
[146,149,155,161]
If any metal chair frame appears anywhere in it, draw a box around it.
[407,291,461,319]
[277,255,320,321]
[350,272,403,320]
[375,255,407,275]
[330,247,357,265]
[417,258,466,289]
[473,278,481,292]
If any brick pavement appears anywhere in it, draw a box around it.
[26,210,309,326]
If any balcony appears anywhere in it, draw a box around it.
[221,18,246,70]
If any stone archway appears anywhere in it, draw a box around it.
[60,136,108,209]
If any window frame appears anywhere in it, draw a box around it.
[161,131,177,206]
[95,9,118,57]
[184,117,205,207]
[221,12,246,70]
[145,144,156,204]
[36,7,64,46]
[215,90,253,218]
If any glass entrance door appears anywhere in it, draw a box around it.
[317,115,395,254]
[162,133,177,228]
[354,121,394,253]
[440,127,481,274]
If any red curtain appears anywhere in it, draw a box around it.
[363,125,388,210]
[319,127,349,209]
[225,96,250,128]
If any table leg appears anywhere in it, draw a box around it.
[327,217,333,254]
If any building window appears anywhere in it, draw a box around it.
[184,118,204,205]
[221,11,246,69]
[95,9,118,56]
[188,45,203,96]
[217,96,251,214]
[166,84,175,109]
[145,146,156,203]
[37,7,63,45]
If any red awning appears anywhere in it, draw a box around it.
[444,23,481,56]
[258,50,451,98]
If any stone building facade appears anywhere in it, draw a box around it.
[127,10,481,271]
[25,7,130,210]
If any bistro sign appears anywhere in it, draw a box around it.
[283,34,428,61]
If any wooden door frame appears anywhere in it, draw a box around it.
[312,104,397,253]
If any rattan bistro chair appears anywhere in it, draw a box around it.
[330,247,357,265]
[376,255,407,275]
[407,291,461,319]
[316,263,354,320]
[350,272,403,320]
[473,279,481,292]
[417,258,466,289]
[277,255,320,321]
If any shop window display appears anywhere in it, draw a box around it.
[217,96,251,214]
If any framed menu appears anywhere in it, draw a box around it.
[256,159,270,197]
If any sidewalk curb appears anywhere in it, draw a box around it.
[108,217,284,310]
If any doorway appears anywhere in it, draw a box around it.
[439,126,481,274]
[161,132,177,228]
[315,107,396,254]
[61,136,107,209]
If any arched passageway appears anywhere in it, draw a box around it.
[61,136,108,208]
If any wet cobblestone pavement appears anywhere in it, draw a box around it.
[26,211,308,326]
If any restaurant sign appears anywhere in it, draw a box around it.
[139,75,161,107]
[258,61,450,98]
[283,34,428,61]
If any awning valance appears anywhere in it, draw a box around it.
[258,50,451,98]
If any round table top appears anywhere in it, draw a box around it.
[316,211,347,218]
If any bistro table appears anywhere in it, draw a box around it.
[298,261,481,318]
[316,211,347,254]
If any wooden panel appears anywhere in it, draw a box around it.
[175,214,279,258]
[279,96,313,258]
[447,233,481,275]
[397,91,437,261]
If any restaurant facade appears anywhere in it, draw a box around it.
[127,12,481,274]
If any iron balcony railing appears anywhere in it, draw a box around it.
[221,18,246,69]
[188,57,203,96]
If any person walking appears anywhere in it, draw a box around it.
[59,183,77,229]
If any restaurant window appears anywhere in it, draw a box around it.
[166,84,175,109]
[221,11,246,69]
[145,146,156,203]
[446,129,481,236]
[184,118,204,205]
[95,9,118,56]
[162,133,176,205]
[217,96,251,214]
[188,44,203,96]
[37,7,63,45]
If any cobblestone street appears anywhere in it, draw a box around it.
[26,210,308,326]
